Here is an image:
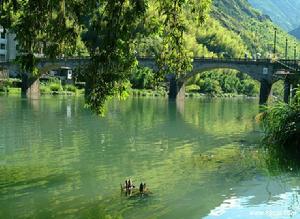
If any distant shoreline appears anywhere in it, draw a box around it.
[0,87,259,99]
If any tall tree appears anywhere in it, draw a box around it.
[0,0,83,73]
[156,0,211,79]
[81,0,148,114]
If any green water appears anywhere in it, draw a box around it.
[0,96,300,219]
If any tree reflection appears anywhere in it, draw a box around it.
[264,143,300,174]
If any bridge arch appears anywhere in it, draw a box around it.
[172,58,276,105]
[180,59,274,83]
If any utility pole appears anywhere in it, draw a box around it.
[294,44,297,61]
[273,28,277,58]
[285,38,288,60]
[292,43,297,98]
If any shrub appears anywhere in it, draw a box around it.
[64,84,77,92]
[186,84,200,93]
[0,80,12,92]
[242,79,259,96]
[50,83,62,92]
[8,88,21,94]
[260,88,300,164]
[199,78,222,95]
[272,81,284,98]
[0,84,8,92]
[155,86,167,96]
[40,84,51,94]
[130,67,154,89]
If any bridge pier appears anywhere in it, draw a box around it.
[284,80,291,103]
[21,75,40,98]
[168,75,185,100]
[291,84,296,98]
[259,79,272,105]
[84,80,92,98]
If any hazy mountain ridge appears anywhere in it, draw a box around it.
[247,0,300,37]
[290,27,300,39]
[211,0,300,57]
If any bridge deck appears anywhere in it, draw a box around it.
[1,57,300,73]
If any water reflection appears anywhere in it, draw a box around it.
[207,190,300,219]
[0,96,299,218]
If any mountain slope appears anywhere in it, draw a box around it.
[211,0,300,58]
[248,0,300,31]
[138,0,300,59]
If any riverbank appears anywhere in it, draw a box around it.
[0,78,261,98]
[0,77,262,98]
[0,87,258,99]
[0,87,85,96]
[0,86,259,99]
[131,89,258,99]
[0,79,85,96]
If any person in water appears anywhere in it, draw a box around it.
[139,183,144,193]
[139,182,148,193]
[127,179,135,189]
[121,180,128,191]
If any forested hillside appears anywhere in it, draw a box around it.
[137,0,299,61]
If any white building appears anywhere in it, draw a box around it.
[0,26,18,62]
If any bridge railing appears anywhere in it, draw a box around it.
[276,59,300,72]
[39,56,91,62]
[2,55,298,64]
[137,56,275,63]
[2,56,300,72]
[193,57,272,63]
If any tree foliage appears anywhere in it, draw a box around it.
[155,0,211,78]
[80,0,148,114]
[186,70,259,96]
[0,0,85,72]
[0,0,211,114]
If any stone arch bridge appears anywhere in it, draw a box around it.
[0,57,299,104]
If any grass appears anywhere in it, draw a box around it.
[8,88,21,95]
[0,82,21,95]
[40,84,51,94]
[131,89,167,97]
[64,84,77,92]
[0,82,83,96]
[49,83,63,92]
[39,81,84,96]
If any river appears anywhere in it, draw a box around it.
[0,96,300,219]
